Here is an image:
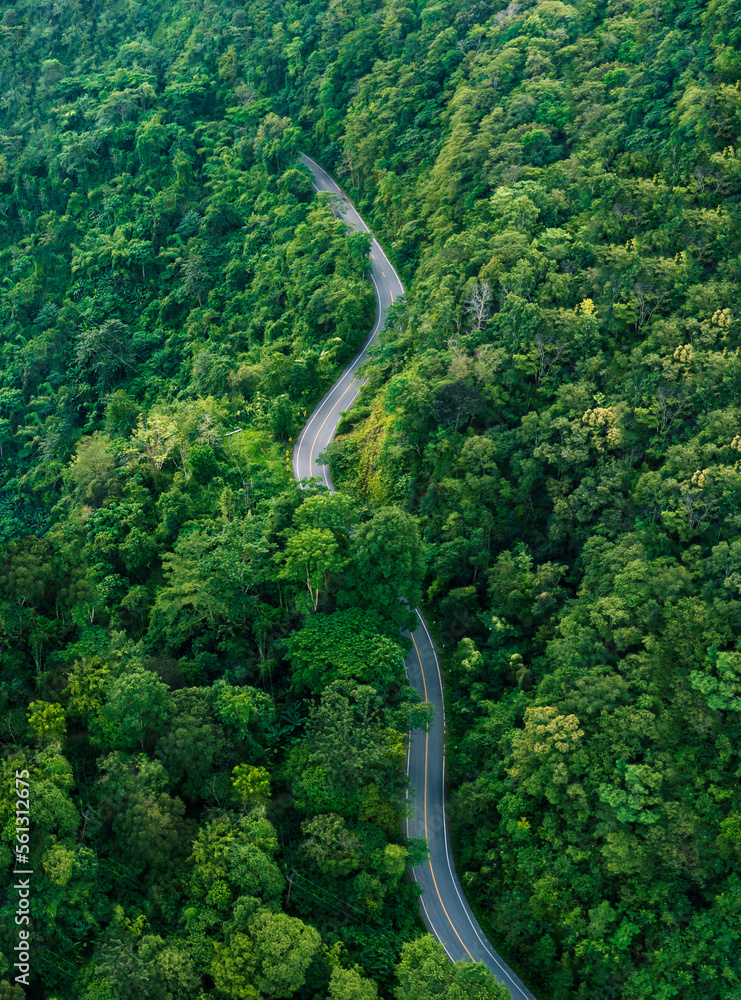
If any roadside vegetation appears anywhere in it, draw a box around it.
[0,0,739,997]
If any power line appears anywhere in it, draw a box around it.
[287,870,396,945]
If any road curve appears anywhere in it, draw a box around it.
[292,153,536,1000]
[292,153,403,490]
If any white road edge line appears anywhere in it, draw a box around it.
[297,154,535,1000]
[416,611,536,999]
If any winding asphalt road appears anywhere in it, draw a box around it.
[292,153,403,490]
[292,153,536,1000]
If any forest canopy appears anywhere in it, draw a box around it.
[0,0,739,998]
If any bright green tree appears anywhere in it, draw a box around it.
[342,509,425,625]
[286,609,405,694]
[277,527,349,610]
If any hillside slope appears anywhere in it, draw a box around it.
[0,0,740,997]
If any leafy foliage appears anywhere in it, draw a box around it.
[2,0,739,997]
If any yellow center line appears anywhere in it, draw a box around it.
[428,858,473,960]
[424,728,428,855]
[382,271,386,277]
[409,631,474,962]
[309,381,356,466]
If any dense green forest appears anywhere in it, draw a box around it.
[0,3,455,999]
[1,0,740,997]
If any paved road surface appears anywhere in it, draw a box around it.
[292,153,403,489]
[292,153,537,1000]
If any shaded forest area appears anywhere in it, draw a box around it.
[0,0,739,997]
[0,2,468,999]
